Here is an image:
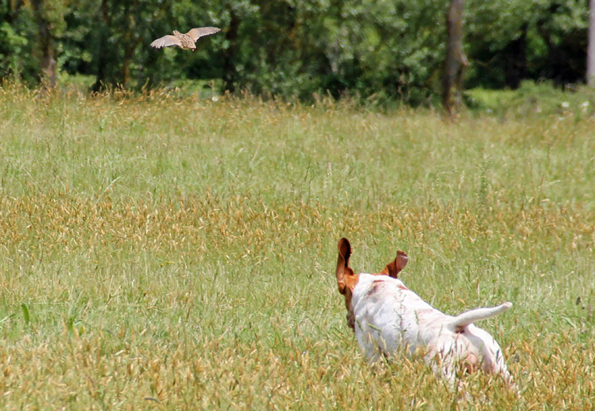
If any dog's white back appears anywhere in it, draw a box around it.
[335,238,516,389]
[352,274,514,386]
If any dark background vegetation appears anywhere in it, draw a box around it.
[0,0,592,103]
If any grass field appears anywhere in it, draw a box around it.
[0,84,594,410]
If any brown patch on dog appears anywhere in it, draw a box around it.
[367,279,386,296]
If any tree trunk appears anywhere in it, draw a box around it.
[588,0,595,86]
[223,8,240,93]
[39,27,56,89]
[503,23,528,89]
[92,0,111,92]
[122,26,133,88]
[31,0,57,88]
[121,0,139,89]
[442,0,467,117]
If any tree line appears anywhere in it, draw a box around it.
[0,0,593,104]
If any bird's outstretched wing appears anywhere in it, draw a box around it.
[150,35,182,49]
[185,27,221,41]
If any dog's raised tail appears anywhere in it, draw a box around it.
[449,302,512,332]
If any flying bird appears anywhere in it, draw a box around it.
[150,27,221,50]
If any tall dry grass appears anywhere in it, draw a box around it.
[0,84,594,409]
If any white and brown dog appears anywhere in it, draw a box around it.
[335,238,516,389]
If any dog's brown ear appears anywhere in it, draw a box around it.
[336,238,355,294]
[381,250,408,278]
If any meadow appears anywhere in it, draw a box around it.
[0,84,594,410]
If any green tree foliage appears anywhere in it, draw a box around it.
[466,0,590,89]
[0,0,592,100]
[208,0,448,102]
[0,0,37,83]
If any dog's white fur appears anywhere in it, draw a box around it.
[335,238,516,389]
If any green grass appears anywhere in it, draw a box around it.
[0,83,594,409]
[466,80,595,118]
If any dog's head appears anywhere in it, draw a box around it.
[335,238,408,329]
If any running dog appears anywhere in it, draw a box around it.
[335,238,516,389]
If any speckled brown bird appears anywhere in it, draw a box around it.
[150,27,221,50]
